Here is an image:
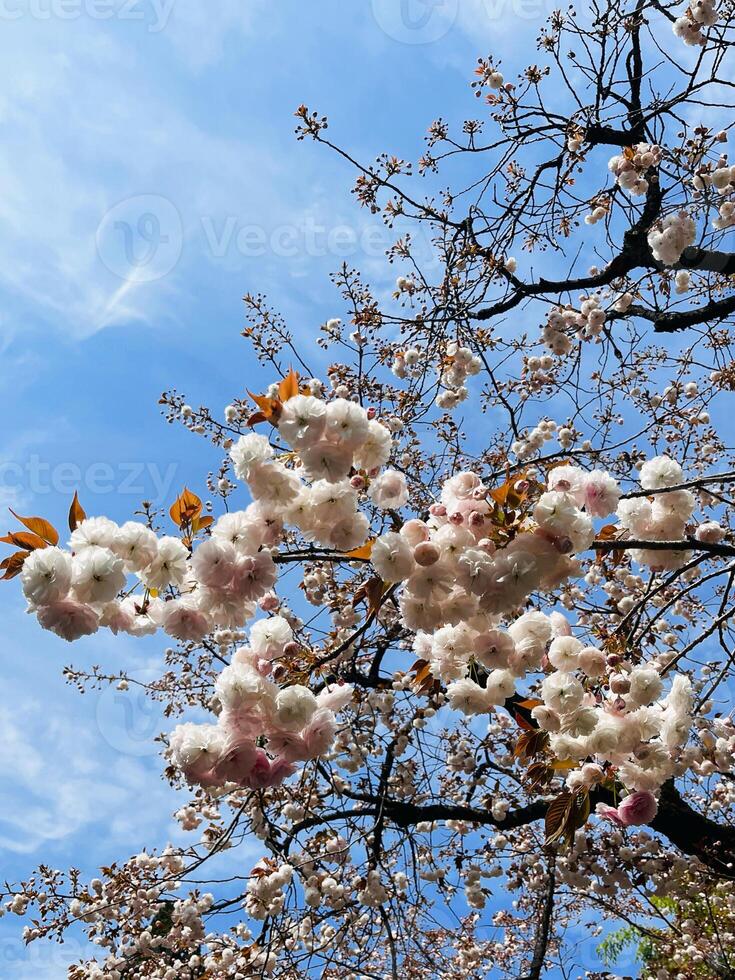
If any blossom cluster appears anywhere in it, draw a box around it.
[647,211,696,266]
[673,0,719,45]
[19,397,397,645]
[392,341,483,410]
[168,637,354,790]
[608,143,663,197]
[541,295,607,354]
[13,389,715,808]
[544,667,693,794]
[617,455,700,570]
[18,393,396,788]
[364,458,707,798]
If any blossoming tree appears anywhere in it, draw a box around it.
[5,1,735,976]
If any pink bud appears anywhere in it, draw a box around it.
[413,542,440,567]
[597,791,658,828]
[350,475,366,490]
[610,674,630,695]
[449,512,464,525]
[401,519,430,546]
[429,504,447,517]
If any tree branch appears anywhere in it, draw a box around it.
[591,537,735,559]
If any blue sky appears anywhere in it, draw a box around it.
[0,1,668,975]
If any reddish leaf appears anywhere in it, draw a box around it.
[0,550,30,580]
[345,538,374,560]
[545,789,589,846]
[248,391,282,422]
[9,510,59,546]
[524,761,553,789]
[169,488,202,528]
[514,729,549,759]
[545,791,574,845]
[278,369,300,402]
[192,515,215,534]
[68,491,87,532]
[0,531,48,551]
[366,578,388,615]
[514,710,536,732]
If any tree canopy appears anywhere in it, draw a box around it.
[4,1,735,977]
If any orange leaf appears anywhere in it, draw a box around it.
[544,791,574,845]
[9,510,59,546]
[278,369,300,403]
[514,729,549,759]
[490,470,529,508]
[0,550,30,580]
[0,531,48,551]
[169,488,202,528]
[248,391,281,422]
[366,578,388,615]
[344,538,374,560]
[247,411,269,427]
[514,711,537,733]
[192,515,215,534]
[68,491,87,532]
[353,575,387,615]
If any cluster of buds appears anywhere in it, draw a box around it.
[567,126,585,154]
[541,296,606,354]
[436,341,482,410]
[510,419,559,459]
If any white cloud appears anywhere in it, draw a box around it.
[161,0,265,70]
[0,10,286,338]
[0,695,176,854]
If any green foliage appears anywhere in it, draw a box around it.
[598,891,735,978]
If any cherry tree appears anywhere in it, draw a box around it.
[4,1,735,976]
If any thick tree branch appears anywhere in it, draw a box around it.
[591,537,735,558]
[615,294,735,333]
[292,784,735,880]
